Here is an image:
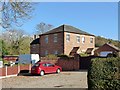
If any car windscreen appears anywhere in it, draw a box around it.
[33,63,40,67]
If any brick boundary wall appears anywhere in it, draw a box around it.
[57,58,79,71]
[41,54,80,71]
[0,64,31,77]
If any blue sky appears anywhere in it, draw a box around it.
[19,2,118,40]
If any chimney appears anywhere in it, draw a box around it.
[34,35,36,39]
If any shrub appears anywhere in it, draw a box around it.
[88,57,120,90]
[80,53,89,56]
[3,60,9,65]
[57,54,69,59]
[0,57,2,61]
[107,53,117,57]
[46,54,58,59]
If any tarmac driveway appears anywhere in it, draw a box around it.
[2,71,88,88]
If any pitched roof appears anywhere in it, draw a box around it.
[105,43,120,51]
[30,38,39,45]
[40,24,94,36]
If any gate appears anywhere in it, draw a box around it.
[79,56,100,70]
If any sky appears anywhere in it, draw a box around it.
[17,2,118,40]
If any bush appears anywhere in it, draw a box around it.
[0,57,2,61]
[46,54,58,59]
[88,57,120,90]
[107,53,117,57]
[57,54,69,59]
[3,60,9,65]
[80,53,89,56]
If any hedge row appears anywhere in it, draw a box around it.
[88,57,120,90]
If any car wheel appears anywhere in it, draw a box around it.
[40,70,44,76]
[56,69,60,73]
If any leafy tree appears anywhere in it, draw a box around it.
[36,22,53,34]
[0,39,9,56]
[0,1,33,28]
[95,36,120,48]
[1,29,32,55]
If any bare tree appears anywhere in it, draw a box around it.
[0,0,34,28]
[2,29,27,54]
[2,29,25,44]
[36,22,53,35]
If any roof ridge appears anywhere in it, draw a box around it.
[105,43,120,51]
[40,24,94,36]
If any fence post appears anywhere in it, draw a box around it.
[29,64,31,73]
[5,66,7,76]
[17,65,20,74]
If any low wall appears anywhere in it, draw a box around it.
[0,67,6,76]
[0,64,31,77]
[41,57,79,71]
[7,66,18,75]
[57,58,79,71]
[41,60,58,64]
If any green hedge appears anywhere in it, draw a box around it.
[57,54,69,59]
[88,57,120,90]
[46,54,58,59]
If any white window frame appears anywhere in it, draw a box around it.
[54,34,57,42]
[66,34,70,42]
[45,50,48,56]
[54,50,58,55]
[82,37,85,44]
[45,35,48,43]
[76,36,80,43]
[90,38,93,43]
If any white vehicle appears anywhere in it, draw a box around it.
[0,61,3,68]
[17,54,40,65]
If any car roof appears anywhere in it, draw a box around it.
[37,62,52,64]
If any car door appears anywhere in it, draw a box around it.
[42,63,49,73]
[47,63,56,73]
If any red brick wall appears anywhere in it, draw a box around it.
[30,44,40,54]
[41,60,57,64]
[39,32,95,57]
[20,65,30,70]
[94,44,118,56]
[41,57,79,71]
[40,32,64,57]
[57,58,79,71]
[64,32,95,55]
[3,56,18,62]
[0,64,31,76]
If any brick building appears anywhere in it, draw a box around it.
[94,43,120,57]
[30,24,95,57]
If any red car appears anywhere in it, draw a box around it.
[31,62,62,76]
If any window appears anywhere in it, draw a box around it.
[76,36,80,43]
[82,37,85,43]
[54,50,58,55]
[54,34,57,42]
[90,38,93,43]
[45,35,48,43]
[42,63,47,67]
[66,34,70,42]
[45,50,48,56]
[47,63,54,67]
